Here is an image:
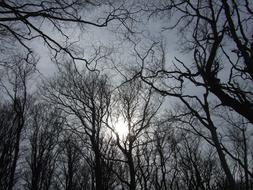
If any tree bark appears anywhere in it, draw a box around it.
[210,127,237,190]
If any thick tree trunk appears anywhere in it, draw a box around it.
[210,127,237,190]
[8,124,22,190]
[94,145,104,190]
[127,153,136,190]
[242,129,249,190]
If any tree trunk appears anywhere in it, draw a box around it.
[127,153,136,190]
[94,145,104,190]
[210,127,237,190]
[8,122,22,190]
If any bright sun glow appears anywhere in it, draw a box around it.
[114,117,129,139]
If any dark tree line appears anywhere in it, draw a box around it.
[0,0,253,190]
[0,57,252,190]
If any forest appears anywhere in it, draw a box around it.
[0,0,252,190]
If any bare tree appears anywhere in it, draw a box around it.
[215,107,253,189]
[137,0,253,124]
[122,1,253,189]
[0,55,36,190]
[23,103,63,190]
[0,103,16,189]
[42,63,113,190]
[107,79,162,190]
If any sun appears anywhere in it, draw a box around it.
[114,117,129,139]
